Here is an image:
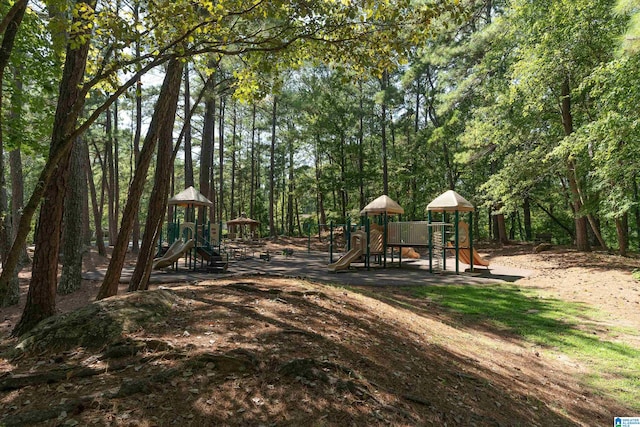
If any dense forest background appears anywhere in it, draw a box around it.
[1,0,639,332]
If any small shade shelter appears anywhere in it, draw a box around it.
[166,186,214,243]
[168,186,214,208]
[226,213,260,240]
[360,194,405,216]
[427,190,476,273]
[426,190,474,213]
[360,195,404,268]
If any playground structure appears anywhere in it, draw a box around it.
[155,186,228,272]
[325,191,490,274]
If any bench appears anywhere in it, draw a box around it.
[534,233,552,244]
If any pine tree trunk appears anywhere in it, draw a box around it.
[339,132,347,223]
[106,108,117,245]
[12,0,96,335]
[496,212,508,245]
[218,97,225,221]
[10,148,29,265]
[199,93,215,225]
[85,142,106,256]
[561,77,590,252]
[615,213,628,257]
[183,62,194,188]
[230,101,237,217]
[113,100,120,239]
[129,64,181,292]
[314,135,327,233]
[97,58,182,299]
[633,174,640,250]
[358,80,365,210]
[288,137,295,236]
[131,3,142,254]
[523,197,532,241]
[250,103,256,219]
[269,96,277,237]
[0,0,27,307]
[380,72,389,195]
[59,137,85,294]
[8,72,30,266]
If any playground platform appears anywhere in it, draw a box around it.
[82,251,532,287]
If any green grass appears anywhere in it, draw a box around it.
[408,284,640,411]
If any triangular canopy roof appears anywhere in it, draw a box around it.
[360,195,404,215]
[426,190,474,212]
[168,186,213,207]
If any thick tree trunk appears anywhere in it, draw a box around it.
[97,58,182,300]
[358,80,365,210]
[561,77,590,252]
[12,0,96,335]
[339,132,347,223]
[218,97,225,221]
[10,148,29,265]
[59,137,86,294]
[314,135,327,233]
[495,212,508,245]
[615,213,628,257]
[113,100,120,240]
[269,96,277,237]
[129,62,181,292]
[633,175,640,250]
[380,72,389,195]
[183,62,194,188]
[250,103,256,219]
[199,85,215,225]
[0,0,27,307]
[523,197,532,241]
[288,133,295,235]
[9,73,30,266]
[105,108,117,245]
[230,101,237,217]
[131,4,142,254]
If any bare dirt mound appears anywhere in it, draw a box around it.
[1,276,628,426]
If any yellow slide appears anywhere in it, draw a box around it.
[153,239,195,269]
[457,247,490,267]
[327,246,363,272]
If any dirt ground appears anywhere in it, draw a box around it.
[1,238,639,426]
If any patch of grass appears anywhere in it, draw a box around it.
[409,284,640,411]
[632,269,640,282]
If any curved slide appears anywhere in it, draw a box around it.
[153,239,195,269]
[457,247,490,267]
[327,247,363,272]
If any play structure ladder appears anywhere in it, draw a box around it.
[196,246,228,273]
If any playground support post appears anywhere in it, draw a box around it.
[469,211,474,272]
[428,211,433,273]
[383,213,387,268]
[455,210,459,275]
[365,216,370,270]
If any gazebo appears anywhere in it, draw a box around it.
[226,213,260,240]
[426,190,477,273]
